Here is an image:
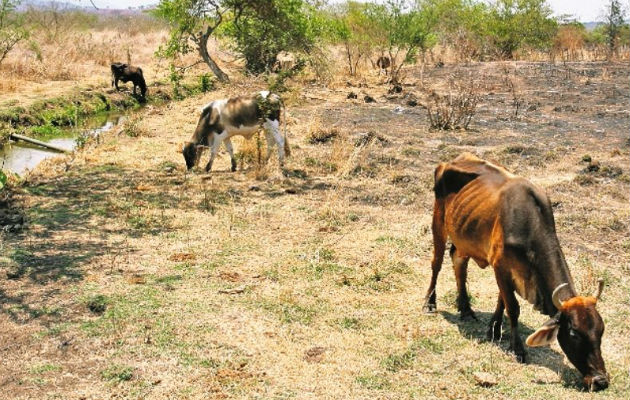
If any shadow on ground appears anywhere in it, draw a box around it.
[1,163,183,323]
[441,310,583,389]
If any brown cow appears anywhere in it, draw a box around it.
[111,62,147,98]
[423,153,608,391]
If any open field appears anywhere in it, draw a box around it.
[1,59,629,399]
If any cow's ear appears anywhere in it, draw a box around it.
[526,317,559,347]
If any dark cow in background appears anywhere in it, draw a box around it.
[183,91,289,172]
[376,56,391,75]
[423,153,609,391]
[111,62,147,97]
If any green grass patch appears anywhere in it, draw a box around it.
[337,316,362,330]
[381,349,416,372]
[30,363,61,375]
[356,373,391,390]
[101,364,134,383]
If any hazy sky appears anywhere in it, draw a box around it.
[62,0,616,22]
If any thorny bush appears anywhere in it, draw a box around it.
[426,74,480,130]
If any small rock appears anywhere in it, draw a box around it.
[388,84,402,94]
[364,95,376,103]
[347,91,358,99]
[473,371,498,387]
[304,346,327,363]
[249,185,261,191]
[392,106,405,115]
[586,161,600,172]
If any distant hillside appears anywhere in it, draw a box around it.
[583,21,603,31]
[18,0,156,13]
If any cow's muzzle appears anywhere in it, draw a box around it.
[585,374,609,392]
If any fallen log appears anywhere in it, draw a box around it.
[9,133,70,153]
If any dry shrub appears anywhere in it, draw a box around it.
[122,115,146,138]
[334,130,380,178]
[234,133,273,180]
[426,74,480,130]
[553,25,586,62]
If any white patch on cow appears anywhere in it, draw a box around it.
[213,99,228,111]
[225,123,259,139]
[200,101,214,112]
[260,90,270,99]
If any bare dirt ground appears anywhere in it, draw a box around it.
[1,61,629,399]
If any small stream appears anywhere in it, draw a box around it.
[1,113,125,176]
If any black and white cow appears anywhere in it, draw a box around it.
[182,91,289,172]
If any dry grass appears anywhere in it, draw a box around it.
[1,58,629,400]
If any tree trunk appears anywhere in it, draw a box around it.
[198,32,229,83]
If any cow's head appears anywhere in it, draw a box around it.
[111,63,126,74]
[526,280,608,391]
[182,142,198,170]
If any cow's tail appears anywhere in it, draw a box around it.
[282,99,290,157]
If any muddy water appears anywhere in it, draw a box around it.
[0,114,124,175]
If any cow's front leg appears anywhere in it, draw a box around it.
[114,78,120,91]
[264,118,285,167]
[224,138,237,172]
[494,267,526,362]
[204,134,222,173]
[487,295,504,342]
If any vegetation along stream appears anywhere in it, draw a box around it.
[0,112,125,175]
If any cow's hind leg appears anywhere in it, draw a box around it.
[224,138,237,172]
[494,267,526,362]
[423,200,447,313]
[264,118,285,167]
[451,245,476,320]
[487,295,504,342]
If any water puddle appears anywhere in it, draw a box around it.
[1,113,125,176]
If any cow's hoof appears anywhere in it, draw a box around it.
[459,309,477,321]
[510,345,527,363]
[514,352,527,364]
[422,303,437,314]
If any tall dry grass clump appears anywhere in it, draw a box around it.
[0,7,169,88]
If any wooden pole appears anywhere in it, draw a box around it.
[9,133,70,153]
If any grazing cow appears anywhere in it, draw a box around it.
[376,56,391,75]
[273,51,296,72]
[111,63,147,97]
[423,153,609,391]
[182,91,289,172]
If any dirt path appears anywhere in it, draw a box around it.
[1,62,629,399]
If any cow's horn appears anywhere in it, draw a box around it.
[593,279,605,301]
[552,283,569,310]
